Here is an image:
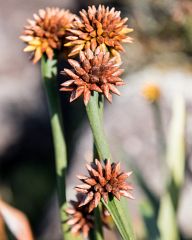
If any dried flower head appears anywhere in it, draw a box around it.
[142,83,160,102]
[60,47,124,105]
[20,7,75,63]
[65,5,133,58]
[75,159,134,213]
[66,195,94,237]
[66,194,110,237]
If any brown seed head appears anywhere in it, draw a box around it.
[20,7,76,63]
[60,47,124,105]
[75,159,134,212]
[66,195,94,238]
[65,5,133,58]
[66,194,109,237]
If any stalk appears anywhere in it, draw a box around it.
[151,101,166,158]
[89,95,104,240]
[89,204,104,240]
[86,93,111,160]
[41,54,69,239]
[86,92,135,240]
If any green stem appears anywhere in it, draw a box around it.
[86,92,135,240]
[89,205,104,240]
[152,101,166,158]
[89,95,104,240]
[41,55,69,239]
[86,92,111,160]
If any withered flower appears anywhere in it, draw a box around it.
[142,83,161,102]
[66,195,94,237]
[60,47,124,105]
[20,7,75,63]
[75,159,134,212]
[66,194,110,237]
[65,5,133,58]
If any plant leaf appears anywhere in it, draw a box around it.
[0,199,34,240]
[157,95,186,240]
[102,196,135,240]
[157,193,179,240]
[166,95,185,191]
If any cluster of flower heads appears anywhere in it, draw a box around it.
[20,5,133,104]
[20,6,134,237]
[66,159,133,236]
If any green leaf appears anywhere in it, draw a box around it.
[157,95,186,240]
[157,193,179,240]
[166,95,185,190]
[102,196,135,240]
[89,206,104,240]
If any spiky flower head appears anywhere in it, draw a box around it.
[66,195,94,237]
[60,47,124,105]
[75,159,134,213]
[142,83,160,102]
[66,194,110,237]
[20,7,75,63]
[65,5,133,58]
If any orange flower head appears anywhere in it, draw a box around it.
[20,7,76,63]
[142,83,161,102]
[65,5,133,58]
[75,159,134,213]
[66,194,110,237]
[66,195,94,238]
[60,47,124,105]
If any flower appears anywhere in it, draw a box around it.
[142,83,161,102]
[60,47,124,105]
[66,195,94,237]
[66,194,110,237]
[75,159,134,213]
[20,7,75,63]
[65,5,133,58]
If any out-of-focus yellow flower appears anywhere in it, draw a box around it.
[20,7,76,63]
[142,83,161,102]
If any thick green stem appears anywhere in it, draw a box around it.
[41,55,69,239]
[89,95,104,240]
[86,92,135,240]
[86,92,111,160]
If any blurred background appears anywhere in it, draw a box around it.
[0,0,192,239]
